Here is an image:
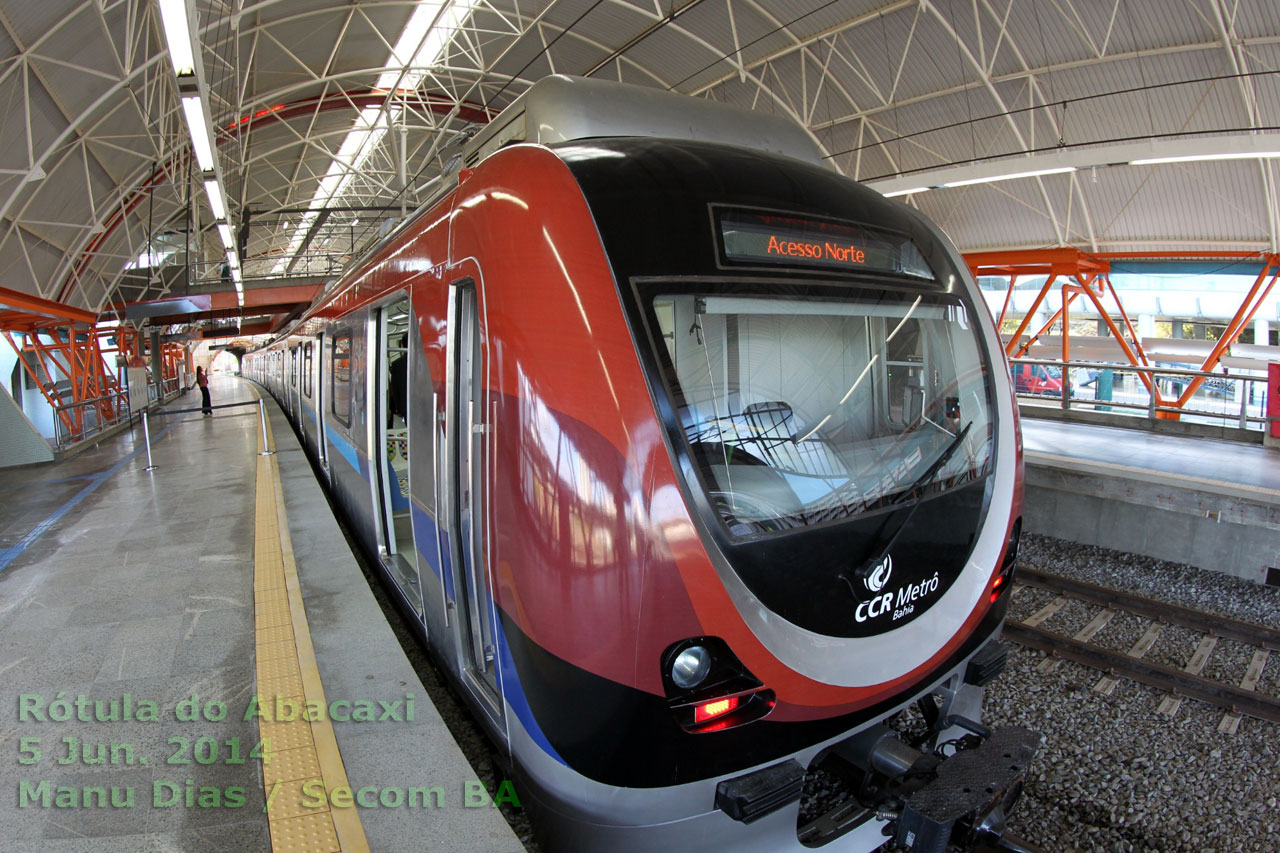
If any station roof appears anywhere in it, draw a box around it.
[1,0,1278,329]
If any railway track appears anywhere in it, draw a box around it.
[1005,566,1280,729]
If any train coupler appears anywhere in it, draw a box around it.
[891,725,1040,852]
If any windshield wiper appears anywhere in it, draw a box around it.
[844,421,974,595]
[892,420,973,506]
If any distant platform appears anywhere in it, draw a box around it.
[1021,417,1280,584]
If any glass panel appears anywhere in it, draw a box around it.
[332,332,351,425]
[650,287,993,537]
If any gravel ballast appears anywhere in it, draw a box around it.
[990,534,1280,852]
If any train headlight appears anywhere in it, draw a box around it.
[662,637,774,733]
[671,646,711,689]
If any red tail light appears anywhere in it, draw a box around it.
[662,637,774,732]
[694,696,739,723]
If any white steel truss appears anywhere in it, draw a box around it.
[1,0,1279,315]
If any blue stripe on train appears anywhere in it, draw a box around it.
[326,425,365,478]
[410,503,457,603]
[320,413,562,767]
[496,616,568,767]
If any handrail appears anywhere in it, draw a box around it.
[1008,356,1269,431]
[1012,357,1255,382]
[51,390,132,450]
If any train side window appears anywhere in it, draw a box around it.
[332,330,352,426]
[290,347,297,386]
[303,342,313,398]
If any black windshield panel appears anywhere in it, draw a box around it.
[644,283,994,541]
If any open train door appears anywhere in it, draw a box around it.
[446,280,505,738]
[373,296,426,621]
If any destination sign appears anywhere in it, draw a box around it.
[718,209,934,279]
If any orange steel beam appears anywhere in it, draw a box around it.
[2,320,140,441]
[966,247,1109,273]
[1062,283,1082,376]
[1003,274,1058,357]
[968,250,1168,404]
[0,285,97,326]
[1044,273,1102,340]
[1013,285,1084,358]
[2,330,77,436]
[997,274,1017,329]
[1171,254,1280,411]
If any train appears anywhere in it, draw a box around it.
[245,75,1037,852]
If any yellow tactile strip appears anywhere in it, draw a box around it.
[253,405,370,853]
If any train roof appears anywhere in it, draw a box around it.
[462,75,826,170]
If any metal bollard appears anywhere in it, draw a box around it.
[258,399,275,456]
[142,411,157,471]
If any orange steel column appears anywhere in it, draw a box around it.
[1004,274,1058,357]
[997,274,1017,329]
[2,330,78,437]
[1013,282,1086,359]
[1170,254,1280,413]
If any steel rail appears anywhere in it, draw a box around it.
[1018,566,1280,651]
[1003,621,1280,724]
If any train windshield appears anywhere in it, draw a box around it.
[648,287,994,538]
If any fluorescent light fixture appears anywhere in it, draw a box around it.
[203,180,226,220]
[883,187,930,198]
[1130,151,1280,166]
[216,222,234,249]
[181,96,216,171]
[158,0,196,76]
[225,251,239,269]
[273,0,480,274]
[941,166,1076,188]
[376,0,480,91]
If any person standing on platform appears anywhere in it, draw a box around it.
[196,366,212,416]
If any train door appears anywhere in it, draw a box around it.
[314,333,329,476]
[374,296,425,619]
[447,281,504,729]
[293,345,303,421]
[289,346,299,420]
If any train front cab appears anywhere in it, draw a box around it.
[432,138,1034,852]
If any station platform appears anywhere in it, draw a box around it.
[0,375,523,852]
[1021,417,1280,584]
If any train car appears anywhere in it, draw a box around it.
[246,75,1037,853]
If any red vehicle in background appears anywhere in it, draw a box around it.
[1010,362,1064,396]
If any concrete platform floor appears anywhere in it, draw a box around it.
[0,375,522,851]
[1022,417,1280,501]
